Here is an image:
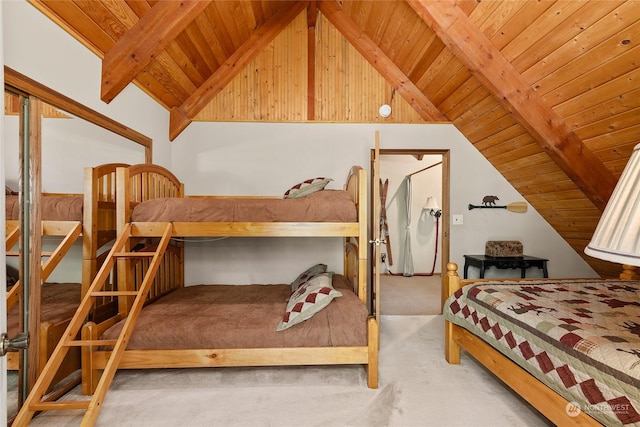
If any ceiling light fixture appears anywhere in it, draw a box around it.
[379,104,392,118]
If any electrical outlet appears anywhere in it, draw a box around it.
[453,214,464,225]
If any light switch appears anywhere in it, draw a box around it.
[453,214,464,225]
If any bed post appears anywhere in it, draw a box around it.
[81,321,101,395]
[367,317,379,388]
[621,265,640,280]
[444,262,461,364]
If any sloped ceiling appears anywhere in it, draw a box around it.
[27,0,640,278]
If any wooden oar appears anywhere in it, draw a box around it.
[468,201,528,213]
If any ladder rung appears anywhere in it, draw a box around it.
[29,400,91,411]
[113,251,157,258]
[6,251,53,257]
[63,339,118,347]
[90,291,140,297]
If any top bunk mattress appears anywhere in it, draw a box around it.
[444,279,640,426]
[101,273,368,349]
[6,194,83,221]
[131,190,357,223]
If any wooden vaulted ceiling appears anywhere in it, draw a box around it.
[28,0,640,278]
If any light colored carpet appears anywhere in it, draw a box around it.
[380,274,442,315]
[27,316,553,427]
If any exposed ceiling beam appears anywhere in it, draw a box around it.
[101,0,212,104]
[169,1,309,141]
[318,1,446,122]
[406,0,616,210]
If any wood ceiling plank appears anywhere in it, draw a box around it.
[319,0,446,122]
[123,0,151,18]
[101,0,211,103]
[407,35,446,83]
[566,86,640,129]
[181,19,220,78]
[576,106,640,141]
[457,103,509,136]
[472,122,525,151]
[587,125,640,153]
[438,77,483,117]
[523,1,640,84]
[484,136,539,165]
[28,0,116,55]
[170,1,309,140]
[408,0,616,210]
[499,152,561,174]
[74,0,129,39]
[553,67,640,118]
[377,3,410,56]
[363,1,394,44]
[540,42,640,107]
[389,9,432,72]
[511,175,578,195]
[500,1,586,63]
[203,3,237,58]
[512,1,624,73]
[469,0,522,36]
[488,0,554,51]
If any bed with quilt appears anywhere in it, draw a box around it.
[443,262,640,426]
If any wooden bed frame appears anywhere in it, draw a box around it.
[5,163,126,380]
[80,163,377,393]
[442,262,637,427]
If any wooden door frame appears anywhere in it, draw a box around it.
[370,148,450,314]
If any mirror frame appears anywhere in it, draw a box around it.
[4,65,152,419]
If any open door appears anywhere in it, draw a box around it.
[371,131,382,326]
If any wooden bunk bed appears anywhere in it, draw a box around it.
[4,163,125,380]
[16,163,376,426]
[443,262,640,427]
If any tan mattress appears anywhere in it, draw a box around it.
[6,195,83,221]
[131,190,357,222]
[101,274,368,349]
[7,282,81,336]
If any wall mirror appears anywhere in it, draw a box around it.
[4,67,151,422]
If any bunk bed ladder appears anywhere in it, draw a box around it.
[14,222,173,426]
[6,221,82,310]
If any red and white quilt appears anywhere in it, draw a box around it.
[445,279,640,426]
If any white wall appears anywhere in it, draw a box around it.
[3,0,598,285]
[173,122,597,283]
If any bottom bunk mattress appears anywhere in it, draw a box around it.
[444,279,640,427]
[102,273,368,349]
[7,282,81,336]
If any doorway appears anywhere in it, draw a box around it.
[374,149,450,316]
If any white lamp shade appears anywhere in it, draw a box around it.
[423,196,440,211]
[585,143,640,266]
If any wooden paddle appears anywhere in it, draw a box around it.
[468,201,528,213]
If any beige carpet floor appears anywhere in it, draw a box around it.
[25,315,553,427]
[380,274,442,315]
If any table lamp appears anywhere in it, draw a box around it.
[585,143,640,268]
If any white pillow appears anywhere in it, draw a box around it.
[277,273,341,331]
[283,177,332,199]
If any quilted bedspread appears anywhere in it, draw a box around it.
[444,279,640,426]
